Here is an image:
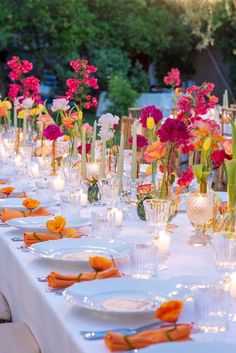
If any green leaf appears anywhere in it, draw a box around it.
[192,164,203,183]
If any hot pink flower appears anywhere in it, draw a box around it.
[21,76,40,94]
[210,149,231,168]
[140,105,163,128]
[77,143,91,154]
[158,118,190,144]
[163,68,181,87]
[83,123,93,134]
[129,134,148,148]
[43,124,64,141]
[177,167,194,188]
[8,84,22,100]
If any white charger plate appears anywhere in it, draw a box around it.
[29,238,130,264]
[6,215,91,232]
[0,197,56,211]
[141,342,236,353]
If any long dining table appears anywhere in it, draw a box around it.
[0,202,236,353]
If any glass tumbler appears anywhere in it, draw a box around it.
[60,191,81,221]
[211,232,236,272]
[143,199,171,239]
[91,210,114,240]
[131,242,159,279]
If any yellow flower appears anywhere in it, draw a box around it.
[78,110,83,120]
[0,101,12,110]
[146,116,155,129]
[202,137,211,151]
[30,108,40,116]
[18,109,28,119]
[46,216,66,234]
[146,165,152,176]
[22,198,40,211]
[38,104,47,113]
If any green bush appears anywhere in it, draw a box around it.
[107,75,139,116]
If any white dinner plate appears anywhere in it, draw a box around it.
[29,238,130,264]
[141,342,236,353]
[6,215,91,232]
[63,275,221,317]
[0,197,56,211]
[0,182,34,195]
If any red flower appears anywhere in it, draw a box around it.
[129,134,148,148]
[140,105,163,128]
[163,68,181,87]
[158,118,190,144]
[177,167,194,188]
[43,124,64,141]
[77,143,91,154]
[210,149,231,168]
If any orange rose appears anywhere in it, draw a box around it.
[22,198,40,211]
[62,117,75,130]
[219,202,229,215]
[175,188,184,195]
[137,183,154,195]
[223,139,232,156]
[0,106,7,117]
[46,216,66,234]
[0,187,14,197]
[144,141,167,163]
[89,256,113,272]
[156,300,184,323]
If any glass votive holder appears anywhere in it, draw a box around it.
[158,230,171,259]
[35,179,53,200]
[211,232,236,272]
[91,210,114,240]
[193,282,229,333]
[60,191,80,221]
[109,207,123,230]
[131,242,158,279]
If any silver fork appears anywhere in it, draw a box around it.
[80,321,163,340]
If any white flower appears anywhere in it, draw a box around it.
[21,97,34,109]
[51,98,70,112]
[98,113,119,129]
[99,126,114,141]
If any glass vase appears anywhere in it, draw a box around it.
[186,189,213,246]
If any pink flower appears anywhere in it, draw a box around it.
[163,68,181,87]
[21,76,40,94]
[43,124,64,141]
[129,134,148,148]
[177,167,194,188]
[82,123,93,134]
[88,77,99,89]
[158,118,190,144]
[140,105,163,128]
[77,143,91,154]
[8,84,22,100]
[37,114,54,127]
[210,149,231,168]
[223,139,232,156]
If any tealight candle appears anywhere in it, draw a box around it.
[80,192,88,207]
[111,208,123,228]
[52,176,65,192]
[158,230,171,255]
[230,272,236,299]
[87,162,99,177]
[14,155,22,167]
[31,163,40,178]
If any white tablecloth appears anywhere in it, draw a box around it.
[0,207,235,353]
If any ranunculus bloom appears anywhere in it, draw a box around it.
[62,117,75,130]
[144,141,167,163]
[43,124,64,141]
[46,216,66,234]
[77,143,91,154]
[129,134,148,148]
[22,198,40,211]
[89,256,113,272]
[210,149,232,168]
[158,118,190,144]
[0,186,15,197]
[177,167,194,188]
[223,139,232,156]
[140,105,163,128]
[137,184,154,195]
[156,300,184,323]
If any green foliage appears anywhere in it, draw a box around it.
[107,75,139,116]
[129,61,149,92]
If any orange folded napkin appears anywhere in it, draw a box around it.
[0,187,14,197]
[24,230,80,247]
[104,324,191,352]
[0,181,6,185]
[48,268,121,289]
[1,207,50,222]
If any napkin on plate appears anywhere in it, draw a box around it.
[24,230,80,246]
[1,207,50,222]
[104,324,191,352]
[47,268,121,289]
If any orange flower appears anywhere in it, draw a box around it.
[0,106,7,117]
[144,141,167,163]
[137,183,154,195]
[0,187,14,197]
[62,117,75,130]
[219,202,229,215]
[175,188,184,195]
[22,198,40,211]
[156,300,184,323]
[89,256,113,272]
[46,216,66,234]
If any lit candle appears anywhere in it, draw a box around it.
[159,230,171,255]
[99,138,106,179]
[31,163,40,178]
[81,125,87,180]
[111,208,123,227]
[22,114,27,147]
[131,121,138,181]
[80,192,88,207]
[14,154,22,167]
[52,176,65,192]
[230,272,236,299]
[91,121,97,163]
